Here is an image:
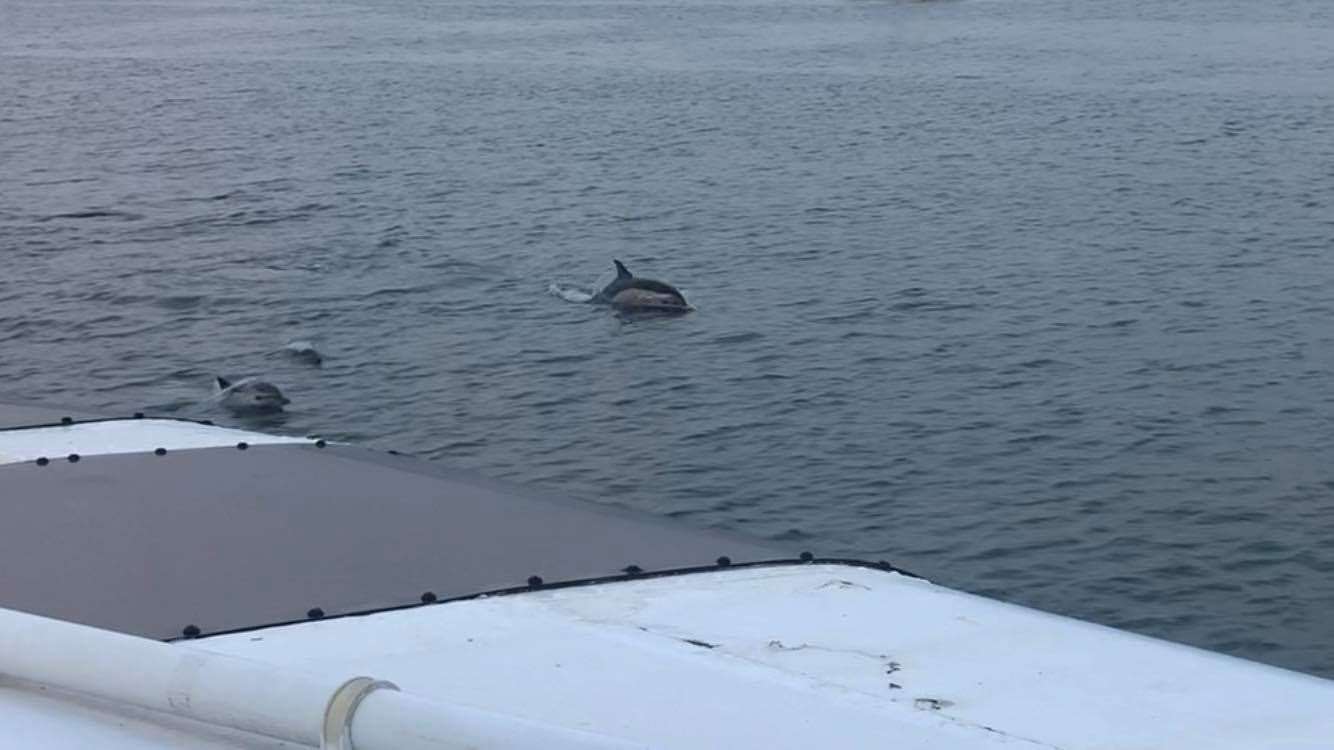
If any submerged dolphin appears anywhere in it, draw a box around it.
[591,260,690,313]
[283,340,323,366]
[214,376,290,414]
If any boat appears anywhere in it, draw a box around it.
[2,399,1331,748]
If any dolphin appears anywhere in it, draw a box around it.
[214,376,290,414]
[591,260,690,313]
[283,340,323,366]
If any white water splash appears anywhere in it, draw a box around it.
[548,282,593,303]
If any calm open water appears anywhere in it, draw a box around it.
[3,0,1334,677]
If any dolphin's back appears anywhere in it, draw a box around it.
[611,287,689,312]
[628,278,685,300]
[612,278,688,311]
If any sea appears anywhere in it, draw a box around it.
[2,0,1333,677]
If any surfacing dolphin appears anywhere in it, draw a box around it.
[214,376,290,414]
[591,260,691,313]
[283,340,323,366]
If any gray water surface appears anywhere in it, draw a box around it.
[3,0,1334,677]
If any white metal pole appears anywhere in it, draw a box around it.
[351,688,643,750]
[0,607,330,744]
[0,607,644,750]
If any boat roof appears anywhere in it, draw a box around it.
[0,408,786,639]
[3,400,1333,749]
[7,562,1334,750]
[198,563,1334,749]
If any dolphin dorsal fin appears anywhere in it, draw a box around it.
[613,259,632,279]
[215,376,232,390]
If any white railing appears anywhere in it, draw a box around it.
[0,607,644,749]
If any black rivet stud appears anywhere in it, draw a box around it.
[622,565,643,575]
[182,625,200,638]
[154,447,167,456]
[315,439,327,448]
[67,454,80,463]
[133,412,145,419]
[421,591,437,604]
[307,608,325,619]
[799,551,814,562]
[35,457,49,466]
[716,556,732,567]
[236,442,248,450]
[527,575,543,587]
[60,416,73,425]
